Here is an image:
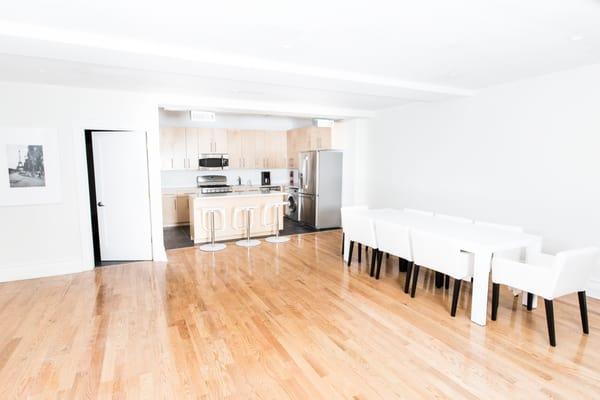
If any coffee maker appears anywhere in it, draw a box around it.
[261,171,271,186]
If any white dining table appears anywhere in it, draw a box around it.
[343,208,542,326]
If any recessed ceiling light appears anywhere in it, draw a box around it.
[570,34,584,41]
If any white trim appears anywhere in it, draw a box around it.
[0,259,89,283]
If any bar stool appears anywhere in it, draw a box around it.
[234,206,260,247]
[199,207,226,252]
[263,201,290,243]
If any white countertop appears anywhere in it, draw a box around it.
[162,184,288,195]
[192,191,288,199]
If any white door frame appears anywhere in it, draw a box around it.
[73,122,167,271]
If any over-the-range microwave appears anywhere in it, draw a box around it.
[198,153,229,170]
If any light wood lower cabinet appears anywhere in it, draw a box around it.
[162,194,192,226]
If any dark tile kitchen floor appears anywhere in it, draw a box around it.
[163,217,318,250]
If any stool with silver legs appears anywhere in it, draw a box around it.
[263,201,290,243]
[234,206,260,247]
[199,207,226,252]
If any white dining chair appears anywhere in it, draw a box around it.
[436,214,472,224]
[410,230,474,316]
[341,205,369,261]
[374,220,413,291]
[403,208,434,217]
[491,247,599,346]
[475,220,526,296]
[343,210,378,273]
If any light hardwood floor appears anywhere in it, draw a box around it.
[0,230,599,399]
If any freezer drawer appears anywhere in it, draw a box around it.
[298,193,316,227]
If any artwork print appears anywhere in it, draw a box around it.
[6,144,46,188]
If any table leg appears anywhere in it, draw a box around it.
[471,251,493,326]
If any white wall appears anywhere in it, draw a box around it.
[159,110,313,130]
[0,82,166,281]
[332,118,372,206]
[369,63,600,296]
[0,81,355,282]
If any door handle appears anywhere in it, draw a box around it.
[97,202,105,207]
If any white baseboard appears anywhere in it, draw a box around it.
[587,279,600,300]
[0,260,91,283]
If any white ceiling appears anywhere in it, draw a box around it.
[0,0,599,115]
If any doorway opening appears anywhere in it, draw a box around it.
[84,129,153,266]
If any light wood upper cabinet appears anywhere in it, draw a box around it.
[310,127,331,149]
[160,127,186,170]
[196,128,213,154]
[160,125,330,170]
[184,128,199,169]
[286,127,331,169]
[253,130,267,169]
[241,131,258,169]
[287,127,311,169]
[227,129,243,168]
[213,129,228,153]
[265,130,287,169]
[196,128,228,154]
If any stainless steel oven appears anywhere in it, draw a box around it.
[198,153,229,170]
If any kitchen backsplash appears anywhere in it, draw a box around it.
[161,168,293,188]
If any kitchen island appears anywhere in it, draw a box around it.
[189,191,288,244]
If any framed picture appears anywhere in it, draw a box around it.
[0,128,61,206]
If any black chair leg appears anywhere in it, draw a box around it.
[544,299,556,347]
[444,275,450,290]
[578,291,589,334]
[347,241,354,267]
[491,283,500,321]
[369,249,377,277]
[375,250,384,279]
[399,258,407,273]
[341,233,344,256]
[435,272,444,288]
[365,246,368,258]
[386,252,390,259]
[358,243,362,263]
[527,293,534,311]
[450,278,462,317]
[410,264,421,298]
[404,262,413,294]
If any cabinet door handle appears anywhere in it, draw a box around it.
[171,158,173,169]
[174,198,177,210]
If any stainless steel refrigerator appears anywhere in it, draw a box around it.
[298,150,343,229]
